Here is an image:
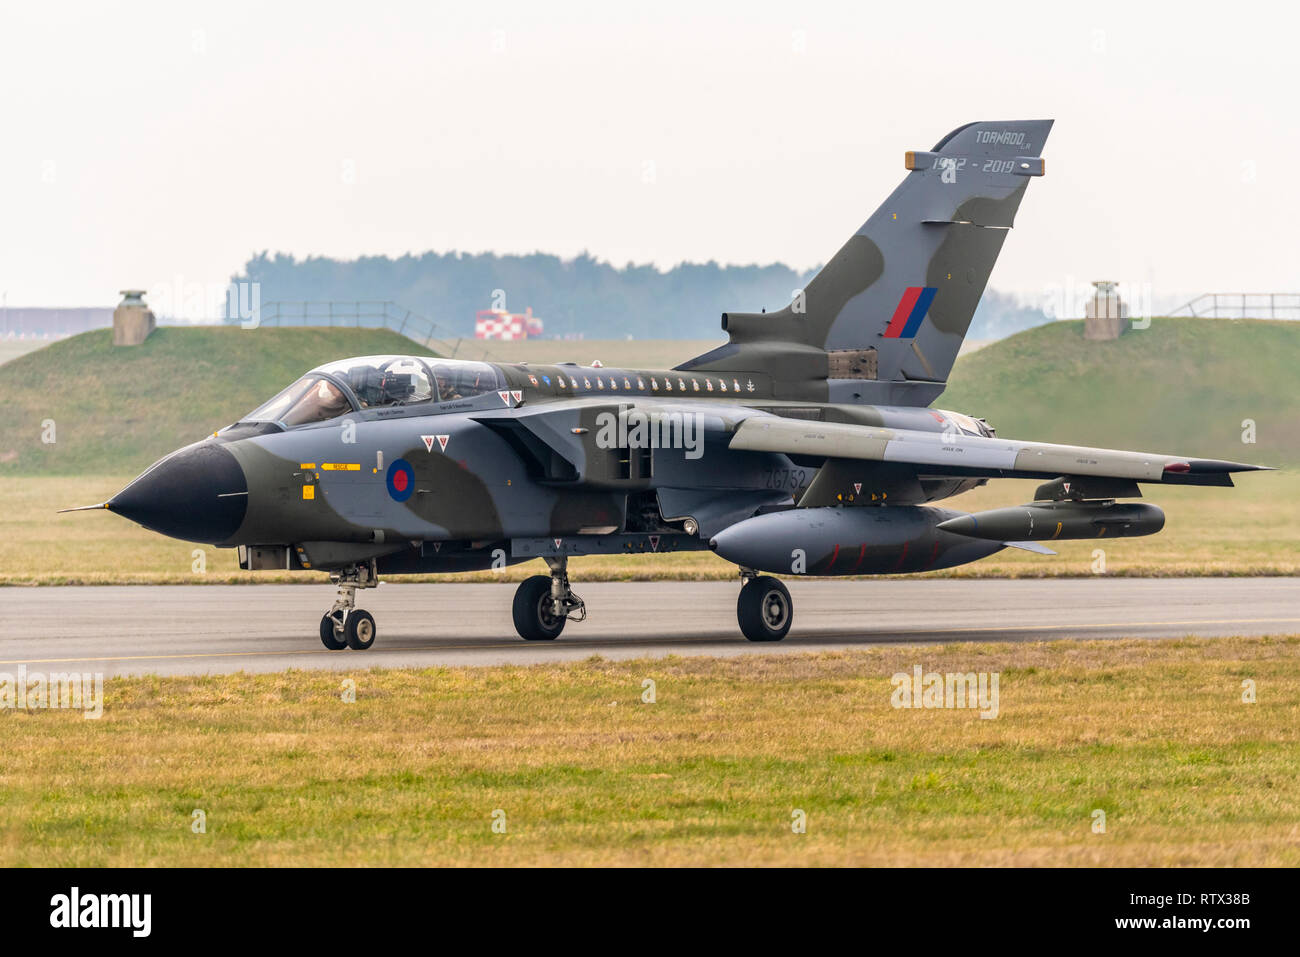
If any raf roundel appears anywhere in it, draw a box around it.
[386,458,416,502]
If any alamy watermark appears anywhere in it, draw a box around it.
[1041,276,1154,329]
[146,276,261,328]
[49,887,150,936]
[890,665,999,719]
[1,666,103,719]
[594,406,704,460]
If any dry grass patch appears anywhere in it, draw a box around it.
[0,636,1297,866]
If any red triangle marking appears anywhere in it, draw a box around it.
[436,435,449,451]
[421,435,435,452]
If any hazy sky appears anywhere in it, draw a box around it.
[2,0,1296,309]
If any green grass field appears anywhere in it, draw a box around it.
[2,637,1295,866]
[6,471,1294,584]
[941,318,1300,468]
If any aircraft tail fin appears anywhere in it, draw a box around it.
[678,119,1053,406]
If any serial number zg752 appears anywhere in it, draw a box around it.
[765,468,808,491]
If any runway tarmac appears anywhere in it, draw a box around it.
[4,577,1297,676]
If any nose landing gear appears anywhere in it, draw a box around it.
[512,555,586,641]
[319,561,379,650]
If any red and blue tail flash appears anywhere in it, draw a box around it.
[883,286,938,339]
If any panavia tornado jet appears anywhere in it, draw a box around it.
[76,119,1268,648]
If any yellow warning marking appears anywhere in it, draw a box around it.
[300,463,316,469]
[321,463,360,471]
[302,485,314,500]
[1052,522,1062,540]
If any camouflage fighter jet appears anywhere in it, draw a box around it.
[75,120,1269,648]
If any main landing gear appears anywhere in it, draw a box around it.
[512,555,587,641]
[319,561,379,651]
[504,559,791,643]
[736,567,793,642]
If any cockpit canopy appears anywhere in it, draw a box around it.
[238,355,502,428]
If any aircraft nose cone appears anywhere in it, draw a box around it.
[108,443,248,544]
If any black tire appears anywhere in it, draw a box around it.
[512,575,566,641]
[320,613,348,650]
[345,609,377,650]
[737,576,793,642]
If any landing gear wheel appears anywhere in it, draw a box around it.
[322,561,379,651]
[513,575,567,641]
[319,613,347,650]
[737,576,792,642]
[345,609,377,650]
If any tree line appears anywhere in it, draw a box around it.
[231,250,1046,341]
